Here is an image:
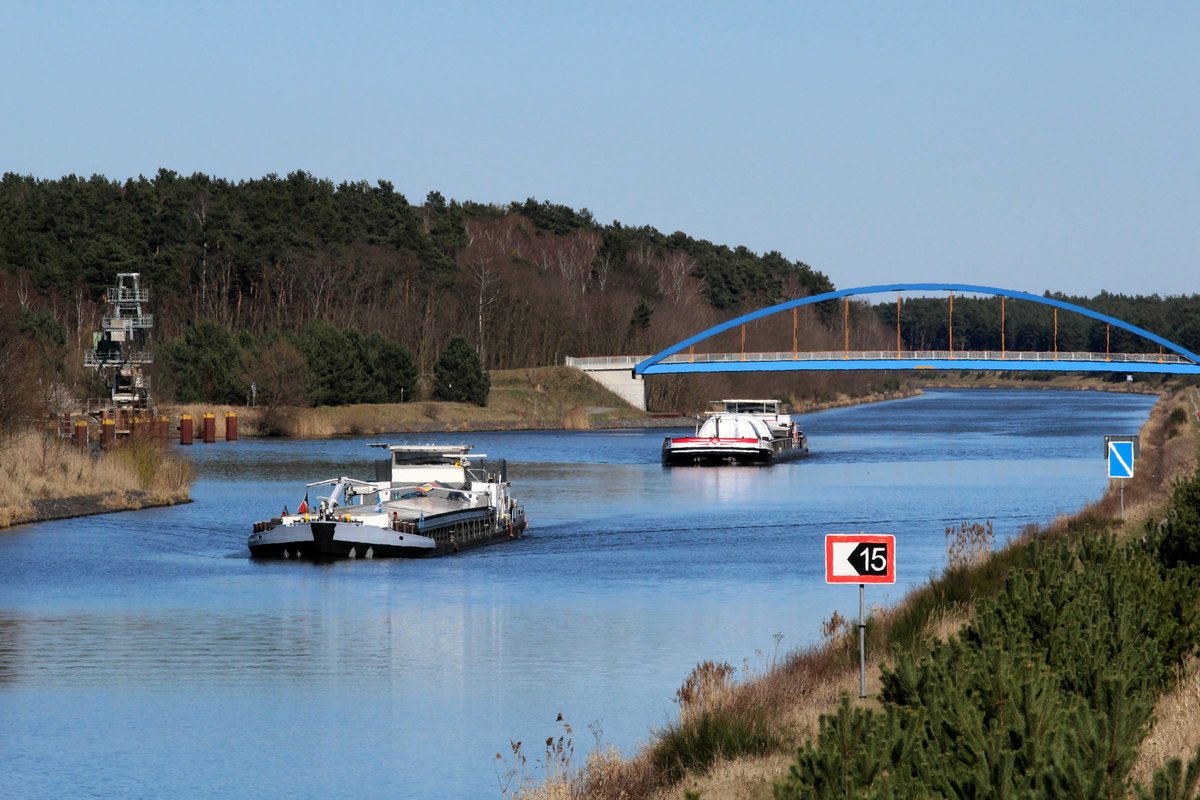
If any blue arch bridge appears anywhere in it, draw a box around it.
[564,283,1200,411]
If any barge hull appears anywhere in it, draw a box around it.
[431,520,527,555]
[662,436,807,466]
[249,519,527,560]
[248,521,435,559]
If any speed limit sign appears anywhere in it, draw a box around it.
[825,534,896,584]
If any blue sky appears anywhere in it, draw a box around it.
[2,2,1197,296]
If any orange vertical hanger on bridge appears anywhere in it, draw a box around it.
[896,294,902,358]
[948,293,954,357]
[792,306,798,360]
[843,297,850,359]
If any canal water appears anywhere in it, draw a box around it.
[0,389,1157,798]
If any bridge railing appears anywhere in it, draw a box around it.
[568,351,1191,369]
[656,350,1190,365]
[565,355,650,369]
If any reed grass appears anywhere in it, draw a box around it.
[0,427,194,527]
[561,406,590,430]
[0,428,137,503]
[645,661,780,785]
[944,518,994,568]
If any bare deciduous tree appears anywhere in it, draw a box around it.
[661,251,695,305]
[467,255,502,367]
[239,339,309,435]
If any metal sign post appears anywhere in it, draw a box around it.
[858,583,866,698]
[826,533,896,698]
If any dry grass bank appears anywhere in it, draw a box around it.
[913,371,1167,395]
[1132,656,1200,788]
[516,386,1200,800]
[166,369,929,440]
[1072,386,1199,536]
[1125,387,1200,786]
[166,367,645,438]
[0,428,195,528]
[790,387,921,414]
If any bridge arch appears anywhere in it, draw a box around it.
[634,283,1200,375]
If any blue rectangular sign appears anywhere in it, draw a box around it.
[1108,441,1135,479]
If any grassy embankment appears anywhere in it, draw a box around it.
[167,367,648,437]
[166,367,923,438]
[512,386,1200,800]
[0,428,195,529]
[913,369,1167,394]
[167,369,1159,444]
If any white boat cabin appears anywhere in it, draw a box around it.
[696,413,774,441]
[717,399,786,415]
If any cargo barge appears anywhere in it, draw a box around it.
[248,444,526,559]
[661,399,808,466]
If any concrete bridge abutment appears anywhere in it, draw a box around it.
[564,356,648,411]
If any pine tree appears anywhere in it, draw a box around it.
[160,317,245,403]
[775,535,1200,799]
[297,319,354,406]
[433,336,489,406]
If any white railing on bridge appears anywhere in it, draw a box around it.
[658,350,1190,365]
[564,355,650,369]
[567,351,1191,368]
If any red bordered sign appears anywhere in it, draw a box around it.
[825,534,896,584]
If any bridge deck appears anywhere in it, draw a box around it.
[567,352,1200,376]
[659,350,1190,365]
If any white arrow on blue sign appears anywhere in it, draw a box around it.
[1108,440,1135,479]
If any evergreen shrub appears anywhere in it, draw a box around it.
[1152,471,1200,569]
[433,336,490,406]
[776,535,1200,799]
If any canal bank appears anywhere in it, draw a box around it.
[161,366,929,439]
[533,387,1200,800]
[0,430,194,529]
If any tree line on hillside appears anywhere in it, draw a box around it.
[0,171,832,387]
[1,169,1198,413]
